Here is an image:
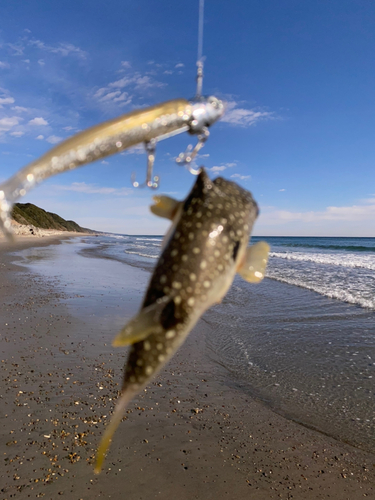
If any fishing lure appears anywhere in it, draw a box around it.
[0,96,224,240]
[95,168,270,472]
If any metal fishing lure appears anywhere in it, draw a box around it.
[0,95,224,239]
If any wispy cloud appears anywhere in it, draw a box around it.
[260,198,375,225]
[56,182,133,196]
[28,39,87,59]
[36,135,44,140]
[93,64,166,109]
[8,42,24,56]
[0,61,10,69]
[231,173,251,180]
[209,166,227,172]
[222,100,274,127]
[94,88,131,105]
[208,162,237,173]
[175,63,184,68]
[279,188,286,192]
[12,106,29,113]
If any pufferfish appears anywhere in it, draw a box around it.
[95,168,270,473]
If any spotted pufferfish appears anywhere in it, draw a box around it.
[95,168,270,473]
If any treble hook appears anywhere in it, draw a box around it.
[132,139,160,189]
[175,127,209,175]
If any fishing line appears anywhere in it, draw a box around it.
[196,0,204,97]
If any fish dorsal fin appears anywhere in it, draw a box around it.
[150,195,182,221]
[237,241,270,283]
[112,296,172,346]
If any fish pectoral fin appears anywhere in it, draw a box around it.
[112,296,171,347]
[150,195,182,220]
[237,241,270,283]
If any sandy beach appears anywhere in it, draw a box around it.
[0,235,374,499]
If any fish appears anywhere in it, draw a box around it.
[95,168,269,473]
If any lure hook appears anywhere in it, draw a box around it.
[132,139,160,189]
[175,127,209,175]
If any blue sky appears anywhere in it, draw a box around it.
[1,0,375,236]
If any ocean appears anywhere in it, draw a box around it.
[15,234,375,453]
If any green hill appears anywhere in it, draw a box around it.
[11,203,94,233]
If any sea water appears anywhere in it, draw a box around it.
[15,234,375,453]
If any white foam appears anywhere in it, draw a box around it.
[270,251,375,271]
[136,237,162,242]
[124,250,158,259]
[267,271,375,310]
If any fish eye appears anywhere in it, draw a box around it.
[232,241,240,261]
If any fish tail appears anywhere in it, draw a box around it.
[94,387,137,474]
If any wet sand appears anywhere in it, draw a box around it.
[0,236,374,499]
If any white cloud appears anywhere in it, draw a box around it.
[12,106,29,113]
[63,126,74,131]
[22,59,30,64]
[46,135,63,144]
[209,166,227,172]
[175,63,184,68]
[101,160,109,165]
[38,59,45,66]
[98,90,122,102]
[93,64,167,110]
[0,97,15,106]
[0,61,9,69]
[29,117,48,126]
[279,188,286,192]
[208,162,237,172]
[231,173,251,180]
[163,70,173,75]
[36,135,44,140]
[0,116,20,132]
[134,75,165,90]
[94,88,132,105]
[57,182,133,196]
[10,131,24,137]
[107,77,133,89]
[106,72,165,91]
[222,100,274,127]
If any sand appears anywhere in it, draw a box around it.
[0,235,374,499]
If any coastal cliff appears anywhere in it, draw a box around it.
[11,202,95,234]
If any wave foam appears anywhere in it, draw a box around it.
[270,251,375,271]
[267,272,375,310]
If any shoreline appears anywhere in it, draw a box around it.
[0,236,374,499]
